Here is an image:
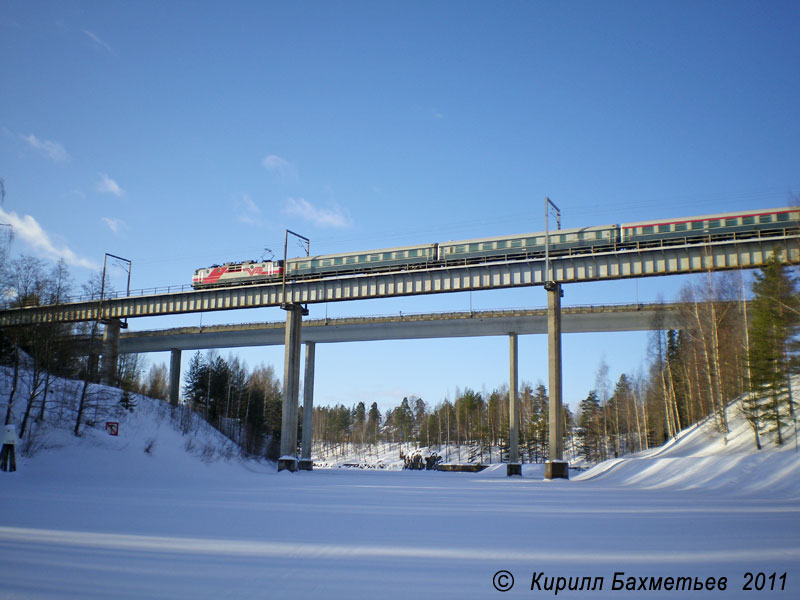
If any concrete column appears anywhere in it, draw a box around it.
[298,342,316,471]
[507,333,521,476]
[546,283,568,479]
[101,319,121,385]
[169,349,181,406]
[279,305,303,472]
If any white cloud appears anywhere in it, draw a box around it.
[0,207,98,269]
[262,154,298,181]
[96,173,124,197]
[22,134,70,163]
[283,197,352,229]
[101,217,125,234]
[82,29,114,54]
[236,193,262,225]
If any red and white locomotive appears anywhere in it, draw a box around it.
[192,260,284,288]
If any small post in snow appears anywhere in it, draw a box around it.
[1,424,18,472]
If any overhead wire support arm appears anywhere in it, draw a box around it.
[544,196,561,287]
[101,253,132,328]
[282,229,310,313]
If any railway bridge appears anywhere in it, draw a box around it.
[1,208,798,477]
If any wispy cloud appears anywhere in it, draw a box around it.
[262,154,298,182]
[96,173,124,197]
[0,207,98,269]
[235,193,262,226]
[82,29,114,54]
[22,134,70,163]
[283,197,352,229]
[101,217,125,234]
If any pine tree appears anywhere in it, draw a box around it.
[578,390,602,463]
[367,402,381,444]
[748,259,798,446]
[119,390,136,412]
[182,351,208,411]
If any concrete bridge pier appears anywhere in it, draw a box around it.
[101,319,122,385]
[545,283,568,479]
[169,349,181,406]
[507,333,521,476]
[298,342,316,471]
[278,304,304,472]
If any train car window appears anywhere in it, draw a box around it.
[383,252,393,260]
[454,245,466,254]
[311,260,320,268]
[642,226,654,234]
[741,216,755,225]
[559,234,567,243]
[759,214,772,224]
[691,221,704,230]
[482,242,494,251]
[708,220,721,228]
[777,212,789,222]
[408,249,418,258]
[345,257,356,264]
[511,239,522,248]
[725,218,738,227]
[321,259,332,267]
[674,223,687,232]
[469,243,479,252]
[497,241,507,249]
[658,225,671,233]
[334,258,343,266]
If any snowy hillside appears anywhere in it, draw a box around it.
[0,366,273,483]
[574,385,800,495]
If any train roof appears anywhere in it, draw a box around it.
[621,206,797,229]
[438,224,619,246]
[287,241,438,262]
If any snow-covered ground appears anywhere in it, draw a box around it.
[1,371,799,598]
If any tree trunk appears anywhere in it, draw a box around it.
[4,347,19,425]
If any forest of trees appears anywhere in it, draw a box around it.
[1,228,797,465]
[181,351,283,458]
[311,384,574,464]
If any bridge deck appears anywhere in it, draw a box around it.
[1,227,796,326]
[111,303,681,353]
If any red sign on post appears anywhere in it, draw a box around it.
[105,422,119,436]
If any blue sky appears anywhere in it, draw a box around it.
[2,1,799,413]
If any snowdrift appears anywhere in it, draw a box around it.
[574,378,800,495]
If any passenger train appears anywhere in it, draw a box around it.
[192,207,800,289]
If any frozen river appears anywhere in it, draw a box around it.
[1,461,798,599]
